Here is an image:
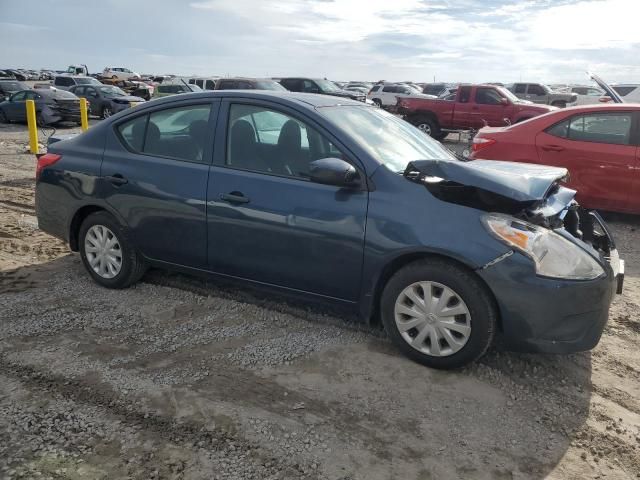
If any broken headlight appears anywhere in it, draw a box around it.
[482,214,605,280]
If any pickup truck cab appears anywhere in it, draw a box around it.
[398,85,555,139]
[509,83,577,108]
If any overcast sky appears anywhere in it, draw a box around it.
[2,0,639,83]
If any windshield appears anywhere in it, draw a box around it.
[75,77,100,85]
[1,81,28,92]
[255,80,286,91]
[319,106,455,172]
[99,86,126,97]
[315,79,341,92]
[496,86,521,103]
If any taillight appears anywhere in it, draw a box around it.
[472,137,496,153]
[36,153,61,180]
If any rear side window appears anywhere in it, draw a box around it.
[217,80,236,90]
[382,85,396,93]
[117,104,213,163]
[55,77,74,87]
[612,86,637,97]
[568,113,632,145]
[458,86,471,103]
[546,119,570,138]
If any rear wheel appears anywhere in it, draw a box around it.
[381,259,496,369]
[79,211,146,289]
[413,116,441,139]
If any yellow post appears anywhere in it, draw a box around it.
[26,99,39,155]
[79,98,89,131]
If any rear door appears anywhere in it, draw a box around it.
[101,99,219,267]
[536,110,637,211]
[449,86,472,129]
[206,99,368,300]
[6,91,27,121]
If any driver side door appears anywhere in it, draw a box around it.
[207,99,368,301]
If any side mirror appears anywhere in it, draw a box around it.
[309,158,360,187]
[500,97,509,106]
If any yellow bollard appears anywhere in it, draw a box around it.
[79,98,89,131]
[26,99,39,155]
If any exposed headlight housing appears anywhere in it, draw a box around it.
[482,214,605,280]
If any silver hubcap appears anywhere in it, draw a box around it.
[84,225,122,279]
[104,108,111,118]
[394,281,471,357]
[417,123,432,135]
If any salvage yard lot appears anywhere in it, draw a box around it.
[1,122,640,479]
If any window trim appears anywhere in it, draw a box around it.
[113,99,220,165]
[544,111,639,146]
[216,98,369,189]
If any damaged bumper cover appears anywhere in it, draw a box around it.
[404,158,624,353]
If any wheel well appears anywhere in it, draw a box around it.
[406,112,438,127]
[369,252,502,332]
[68,205,105,251]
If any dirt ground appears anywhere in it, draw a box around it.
[1,121,639,480]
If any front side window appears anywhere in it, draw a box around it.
[226,104,344,178]
[117,104,213,163]
[568,113,632,145]
[527,84,546,95]
[382,85,396,93]
[475,88,503,105]
[302,80,319,93]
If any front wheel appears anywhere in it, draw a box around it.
[79,211,146,289]
[372,98,382,108]
[381,259,496,369]
[102,105,113,119]
[0,109,8,123]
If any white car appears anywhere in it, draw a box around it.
[566,86,607,105]
[612,84,640,102]
[367,83,436,107]
[103,67,140,81]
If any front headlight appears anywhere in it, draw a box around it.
[482,214,604,280]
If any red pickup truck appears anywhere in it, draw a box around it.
[397,84,555,140]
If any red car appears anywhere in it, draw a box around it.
[470,104,640,214]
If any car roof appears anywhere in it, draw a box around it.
[138,90,365,109]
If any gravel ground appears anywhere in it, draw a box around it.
[1,121,640,480]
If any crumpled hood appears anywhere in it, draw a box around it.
[404,159,569,203]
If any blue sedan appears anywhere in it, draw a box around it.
[34,91,623,368]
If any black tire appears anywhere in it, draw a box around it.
[372,98,382,107]
[381,259,496,369]
[551,101,566,108]
[0,109,8,123]
[412,116,441,138]
[102,105,113,119]
[78,211,146,289]
[36,113,46,127]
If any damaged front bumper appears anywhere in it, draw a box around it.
[478,212,623,354]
